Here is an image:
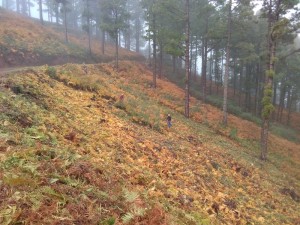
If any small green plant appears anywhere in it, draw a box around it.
[229,127,238,140]
[100,217,116,225]
[115,101,126,110]
[121,189,146,224]
[46,66,57,79]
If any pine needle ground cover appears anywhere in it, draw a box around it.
[0,61,299,225]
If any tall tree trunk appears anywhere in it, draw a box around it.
[172,55,176,74]
[152,14,157,88]
[55,3,59,25]
[238,64,243,107]
[261,0,276,161]
[28,0,31,17]
[63,5,68,43]
[254,63,260,116]
[201,19,208,102]
[272,80,278,120]
[39,0,43,25]
[190,39,193,81]
[184,0,190,118]
[233,59,237,98]
[193,38,198,81]
[126,27,131,50]
[5,0,9,9]
[101,30,105,54]
[135,17,140,53]
[215,50,219,95]
[245,65,251,112]
[286,87,293,126]
[21,0,28,15]
[159,43,163,78]
[116,33,119,69]
[16,0,20,13]
[87,0,91,55]
[222,0,232,126]
[209,51,213,95]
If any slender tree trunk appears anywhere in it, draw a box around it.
[194,39,198,81]
[221,49,224,86]
[215,50,219,95]
[239,64,243,107]
[222,0,232,126]
[233,59,237,98]
[135,17,140,53]
[55,3,59,25]
[87,0,91,55]
[279,86,286,122]
[286,87,293,126]
[190,38,193,82]
[152,14,157,88]
[126,27,131,50]
[209,51,213,95]
[102,30,105,54]
[272,81,278,120]
[64,6,68,43]
[28,0,31,17]
[47,2,50,22]
[184,0,190,118]
[276,82,283,121]
[245,65,251,112]
[261,0,276,161]
[39,0,43,25]
[21,0,27,15]
[172,55,176,74]
[16,0,20,13]
[201,19,208,102]
[159,44,163,78]
[116,33,119,69]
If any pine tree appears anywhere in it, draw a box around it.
[100,0,130,69]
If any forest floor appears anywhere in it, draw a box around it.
[0,61,299,225]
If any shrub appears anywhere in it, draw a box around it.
[46,66,57,79]
[229,127,238,140]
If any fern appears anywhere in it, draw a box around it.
[121,212,135,224]
[123,189,139,203]
[131,205,146,217]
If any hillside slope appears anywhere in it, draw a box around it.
[0,8,141,68]
[0,61,299,225]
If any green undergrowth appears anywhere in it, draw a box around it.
[270,123,299,143]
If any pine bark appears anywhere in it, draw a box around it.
[222,0,232,126]
[261,0,279,161]
[184,0,190,118]
[39,0,43,25]
[152,13,157,88]
[135,17,140,53]
[102,30,105,54]
[63,5,68,43]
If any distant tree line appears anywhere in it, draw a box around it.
[1,0,300,159]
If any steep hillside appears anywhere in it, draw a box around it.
[0,8,140,68]
[0,61,299,225]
